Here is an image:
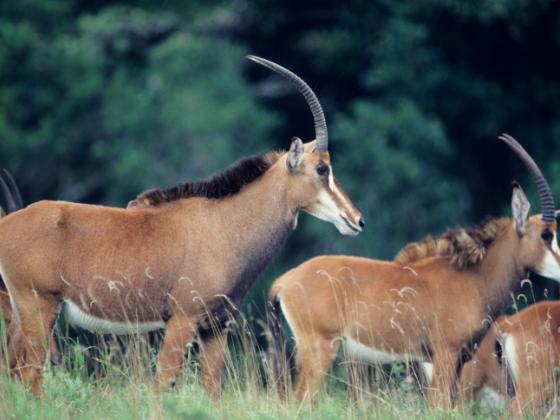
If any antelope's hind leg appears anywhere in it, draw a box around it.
[343,358,369,404]
[154,313,199,392]
[428,347,461,411]
[0,286,12,370]
[199,328,229,399]
[11,292,60,395]
[294,334,340,403]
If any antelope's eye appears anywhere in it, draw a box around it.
[316,165,329,177]
[541,230,554,242]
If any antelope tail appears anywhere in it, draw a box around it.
[266,292,291,397]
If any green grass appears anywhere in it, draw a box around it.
[0,335,507,420]
[0,369,464,420]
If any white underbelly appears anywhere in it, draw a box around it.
[62,300,165,335]
[343,337,423,364]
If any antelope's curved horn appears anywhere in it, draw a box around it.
[3,169,23,209]
[500,134,555,222]
[0,170,19,213]
[246,55,328,152]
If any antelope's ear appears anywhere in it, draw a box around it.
[287,137,304,173]
[512,181,531,235]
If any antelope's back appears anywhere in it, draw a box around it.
[0,200,184,289]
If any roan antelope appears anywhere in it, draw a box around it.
[1,56,363,395]
[460,299,560,414]
[267,134,560,409]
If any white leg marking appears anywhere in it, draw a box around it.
[503,333,519,385]
[279,297,299,348]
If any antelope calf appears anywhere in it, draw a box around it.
[460,300,560,414]
[268,135,560,409]
[457,319,507,408]
[1,56,364,396]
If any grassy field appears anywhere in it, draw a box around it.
[0,366,503,420]
[0,324,510,420]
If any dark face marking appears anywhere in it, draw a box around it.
[316,163,329,177]
[542,229,554,243]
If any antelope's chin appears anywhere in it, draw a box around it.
[335,221,361,236]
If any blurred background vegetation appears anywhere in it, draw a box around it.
[1,0,560,315]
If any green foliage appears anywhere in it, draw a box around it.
[334,99,468,258]
[0,4,276,204]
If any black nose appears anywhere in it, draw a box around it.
[359,218,365,228]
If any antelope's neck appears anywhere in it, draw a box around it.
[214,168,296,304]
[476,223,525,320]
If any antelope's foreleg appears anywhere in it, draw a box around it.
[154,313,198,392]
[294,335,340,403]
[457,360,485,408]
[343,358,368,404]
[428,347,460,411]
[49,336,62,366]
[508,366,555,415]
[199,328,229,399]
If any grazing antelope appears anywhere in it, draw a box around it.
[456,319,508,409]
[267,134,560,409]
[460,299,560,414]
[1,56,364,396]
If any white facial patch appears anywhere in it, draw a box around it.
[63,299,165,335]
[553,233,560,254]
[307,191,358,236]
[328,171,335,192]
[343,336,423,364]
[537,233,560,280]
[314,190,340,220]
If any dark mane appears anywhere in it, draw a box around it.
[394,218,511,269]
[128,152,281,208]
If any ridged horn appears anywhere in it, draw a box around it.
[247,55,328,152]
[3,169,23,209]
[500,134,555,222]
[0,170,21,213]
